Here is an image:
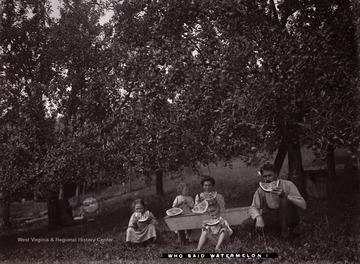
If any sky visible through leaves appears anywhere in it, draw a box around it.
[50,0,113,24]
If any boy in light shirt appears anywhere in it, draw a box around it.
[195,202,233,252]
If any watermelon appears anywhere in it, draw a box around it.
[166,208,183,216]
[259,180,280,192]
[203,191,217,201]
[192,200,209,214]
[205,218,220,226]
[137,211,150,222]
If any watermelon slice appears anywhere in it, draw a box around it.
[138,211,150,222]
[192,200,209,214]
[166,208,183,217]
[205,218,220,226]
[259,180,280,192]
[203,191,217,201]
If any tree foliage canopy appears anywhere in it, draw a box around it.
[0,0,358,196]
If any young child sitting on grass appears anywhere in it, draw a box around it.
[195,202,233,252]
[126,198,160,246]
[172,182,194,244]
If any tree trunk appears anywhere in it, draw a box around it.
[326,144,336,179]
[97,172,101,193]
[59,184,64,200]
[58,199,74,226]
[287,135,306,196]
[47,192,61,229]
[34,190,38,202]
[282,123,306,196]
[156,169,164,195]
[75,183,81,207]
[82,182,86,195]
[47,191,74,229]
[0,193,11,230]
[274,138,288,174]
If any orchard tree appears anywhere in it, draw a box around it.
[42,0,114,226]
[107,0,194,194]
[0,0,53,229]
[268,0,358,184]
[109,0,359,195]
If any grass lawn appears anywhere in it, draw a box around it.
[0,162,359,263]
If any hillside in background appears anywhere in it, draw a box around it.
[3,146,357,234]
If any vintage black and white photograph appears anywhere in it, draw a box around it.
[0,0,359,263]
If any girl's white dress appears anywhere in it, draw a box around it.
[195,191,225,210]
[126,211,160,243]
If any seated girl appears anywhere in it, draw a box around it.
[195,202,233,252]
[126,198,160,245]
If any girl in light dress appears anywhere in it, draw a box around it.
[172,182,194,244]
[173,182,194,213]
[126,198,160,245]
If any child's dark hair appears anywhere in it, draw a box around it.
[177,182,189,195]
[132,198,146,212]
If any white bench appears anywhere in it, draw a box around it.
[164,207,249,231]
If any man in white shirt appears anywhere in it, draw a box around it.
[240,163,307,238]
